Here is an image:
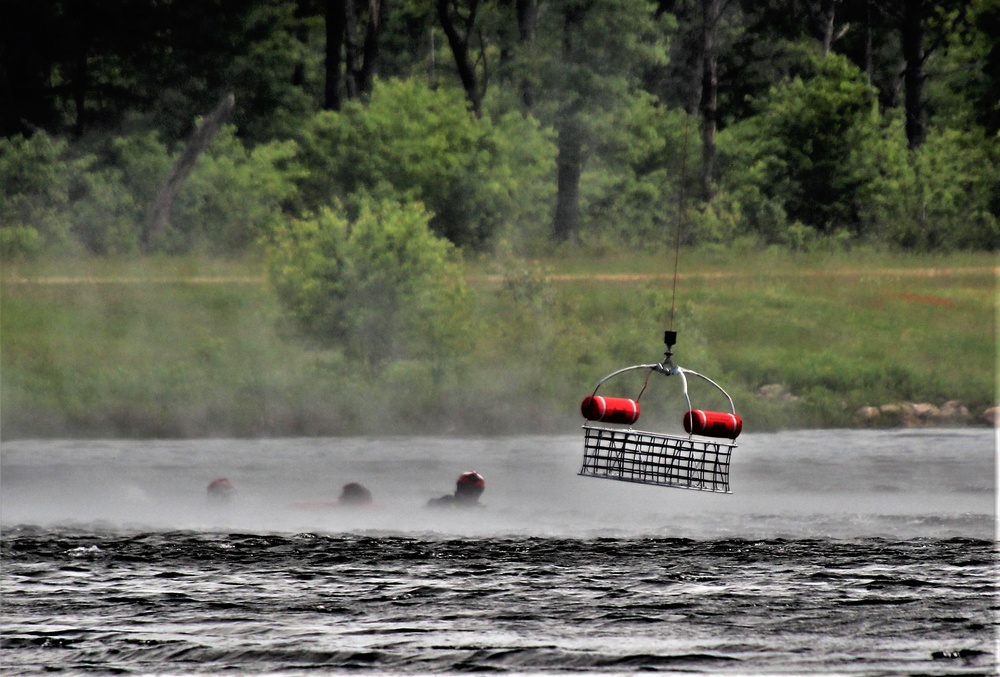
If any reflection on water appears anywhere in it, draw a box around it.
[1,429,994,539]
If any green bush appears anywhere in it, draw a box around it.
[0,225,44,260]
[0,132,146,255]
[265,196,472,367]
[70,165,143,255]
[0,127,301,257]
[169,126,300,253]
[108,132,174,218]
[859,119,1000,250]
[105,126,300,255]
[0,133,82,254]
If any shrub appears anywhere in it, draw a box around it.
[0,133,80,253]
[70,165,143,255]
[0,127,301,257]
[859,119,1000,250]
[169,126,300,253]
[0,225,44,260]
[265,196,472,367]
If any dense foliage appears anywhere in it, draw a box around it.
[291,78,554,248]
[1,0,997,406]
[3,0,996,258]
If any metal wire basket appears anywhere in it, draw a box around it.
[579,363,740,494]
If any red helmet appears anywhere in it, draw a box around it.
[456,471,485,488]
[207,477,234,497]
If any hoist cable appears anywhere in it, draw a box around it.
[669,112,692,333]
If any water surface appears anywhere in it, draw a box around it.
[2,429,996,674]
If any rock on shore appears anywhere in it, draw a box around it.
[855,401,997,427]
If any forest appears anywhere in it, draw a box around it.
[0,0,997,437]
[2,0,997,260]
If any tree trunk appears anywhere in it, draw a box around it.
[515,0,535,41]
[143,94,235,251]
[685,27,704,116]
[863,0,873,83]
[343,0,360,99]
[438,0,483,117]
[552,2,586,243]
[325,0,346,110]
[699,0,721,202]
[357,0,383,96]
[553,115,583,243]
[515,0,536,109]
[820,0,839,56]
[293,0,310,89]
[71,34,88,137]
[901,0,926,149]
[427,26,437,86]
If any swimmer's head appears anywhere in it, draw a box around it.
[339,482,373,506]
[207,477,234,500]
[454,471,485,503]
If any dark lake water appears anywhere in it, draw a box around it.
[1,429,996,674]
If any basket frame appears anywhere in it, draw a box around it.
[579,363,738,493]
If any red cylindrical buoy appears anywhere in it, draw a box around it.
[581,395,641,425]
[683,409,742,439]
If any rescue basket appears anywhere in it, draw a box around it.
[579,335,741,494]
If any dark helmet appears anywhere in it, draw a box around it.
[339,482,373,506]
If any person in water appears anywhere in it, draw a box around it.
[338,482,373,506]
[289,482,374,510]
[427,471,485,508]
[206,477,234,501]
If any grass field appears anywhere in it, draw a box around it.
[1,248,995,439]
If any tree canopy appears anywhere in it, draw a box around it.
[1,0,996,259]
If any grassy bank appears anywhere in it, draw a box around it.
[1,249,995,439]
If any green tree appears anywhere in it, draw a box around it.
[293,77,551,249]
[718,53,881,237]
[515,0,667,243]
[1,0,319,143]
[581,94,698,246]
[968,0,1000,136]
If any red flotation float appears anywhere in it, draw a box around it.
[581,395,641,425]
[683,409,742,439]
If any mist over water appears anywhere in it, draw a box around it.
[1,429,994,539]
[2,429,996,674]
